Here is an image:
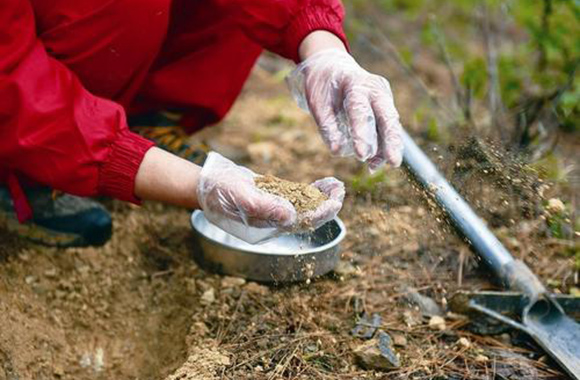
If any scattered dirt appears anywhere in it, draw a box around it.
[164,345,230,380]
[255,174,327,213]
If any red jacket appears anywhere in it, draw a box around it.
[0,0,347,220]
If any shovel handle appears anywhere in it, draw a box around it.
[401,131,515,276]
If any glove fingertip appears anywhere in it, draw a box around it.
[278,206,297,227]
[385,146,404,168]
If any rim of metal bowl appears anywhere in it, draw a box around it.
[191,210,347,256]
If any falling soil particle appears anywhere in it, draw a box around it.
[255,174,327,213]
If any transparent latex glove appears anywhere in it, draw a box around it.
[287,48,404,171]
[197,152,344,243]
[300,177,345,229]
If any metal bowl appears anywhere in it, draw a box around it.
[190,210,346,283]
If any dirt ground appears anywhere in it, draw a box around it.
[0,54,577,379]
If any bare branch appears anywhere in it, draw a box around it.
[482,4,508,140]
[358,28,456,124]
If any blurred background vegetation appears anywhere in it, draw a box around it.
[343,0,578,160]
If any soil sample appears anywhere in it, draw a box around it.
[255,175,327,214]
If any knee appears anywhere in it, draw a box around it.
[38,0,172,99]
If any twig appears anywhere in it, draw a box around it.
[457,248,466,287]
[359,21,456,123]
[151,269,174,278]
[217,292,246,343]
[430,17,465,119]
[267,342,301,380]
[481,4,508,140]
[538,0,553,72]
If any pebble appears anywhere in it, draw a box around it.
[475,354,489,362]
[193,321,210,337]
[244,282,269,295]
[44,268,58,278]
[354,330,400,371]
[334,260,358,277]
[221,276,246,288]
[391,333,408,347]
[53,365,64,377]
[457,337,471,349]
[201,289,216,304]
[498,333,511,345]
[428,315,446,331]
[351,313,381,339]
[404,287,443,317]
[546,198,565,214]
[402,310,421,327]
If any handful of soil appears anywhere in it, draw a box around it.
[255,175,327,214]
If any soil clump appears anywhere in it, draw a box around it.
[255,174,327,213]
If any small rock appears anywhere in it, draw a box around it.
[457,337,471,349]
[244,282,269,295]
[192,321,210,337]
[53,367,64,378]
[334,260,358,277]
[403,287,443,316]
[546,198,565,214]
[351,313,381,339]
[498,333,511,345]
[44,268,58,278]
[55,290,67,299]
[221,276,246,288]
[428,315,446,331]
[367,227,380,238]
[391,333,407,347]
[93,348,104,372]
[201,289,216,304]
[25,275,36,284]
[19,252,31,262]
[402,310,421,327]
[354,331,400,371]
[475,354,489,362]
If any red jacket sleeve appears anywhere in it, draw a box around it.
[0,1,154,204]
[216,0,348,62]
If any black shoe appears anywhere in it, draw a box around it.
[0,187,112,247]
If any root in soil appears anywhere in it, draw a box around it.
[255,175,327,213]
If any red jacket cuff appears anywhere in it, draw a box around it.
[284,5,349,63]
[98,131,154,204]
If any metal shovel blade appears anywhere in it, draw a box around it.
[401,130,580,378]
[465,295,580,377]
[524,298,580,377]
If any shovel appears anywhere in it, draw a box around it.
[401,130,580,378]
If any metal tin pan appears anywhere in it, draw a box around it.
[190,210,346,283]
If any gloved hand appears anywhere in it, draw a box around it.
[299,177,345,229]
[287,49,404,171]
[197,152,344,242]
